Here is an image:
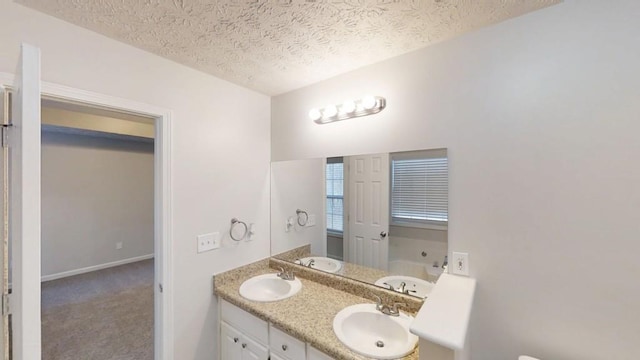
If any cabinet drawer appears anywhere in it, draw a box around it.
[221,300,268,344]
[269,325,305,360]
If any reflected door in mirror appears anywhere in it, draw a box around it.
[347,153,389,270]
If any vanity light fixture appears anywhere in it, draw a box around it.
[309,95,386,124]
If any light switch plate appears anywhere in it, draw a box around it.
[197,232,220,253]
[211,232,221,249]
[452,252,469,276]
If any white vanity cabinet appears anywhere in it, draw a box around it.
[221,322,268,360]
[220,299,336,360]
[269,324,306,360]
[307,346,335,360]
[221,300,269,360]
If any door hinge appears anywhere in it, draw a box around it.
[2,293,10,316]
[158,283,163,293]
[1,124,12,148]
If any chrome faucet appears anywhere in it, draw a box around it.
[294,258,315,267]
[382,282,395,291]
[276,267,295,281]
[372,295,405,317]
[304,259,315,268]
[398,282,407,293]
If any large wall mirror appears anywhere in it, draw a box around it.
[270,148,448,300]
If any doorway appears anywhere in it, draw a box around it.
[40,98,155,359]
[0,70,174,360]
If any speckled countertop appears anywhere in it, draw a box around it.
[214,259,419,360]
[272,245,390,285]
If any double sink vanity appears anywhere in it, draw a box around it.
[214,255,423,360]
[214,150,475,359]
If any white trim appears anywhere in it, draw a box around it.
[10,44,42,360]
[41,254,155,282]
[0,71,174,360]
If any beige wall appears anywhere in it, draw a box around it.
[0,2,271,359]
[272,1,640,359]
[41,131,154,278]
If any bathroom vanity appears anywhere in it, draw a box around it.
[220,299,333,360]
[214,258,422,360]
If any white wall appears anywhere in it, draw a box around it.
[41,131,154,278]
[271,1,640,359]
[270,159,325,256]
[0,2,271,359]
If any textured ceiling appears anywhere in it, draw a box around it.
[17,0,560,95]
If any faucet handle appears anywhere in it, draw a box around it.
[391,302,406,314]
[372,294,383,307]
[382,282,395,291]
[277,267,285,275]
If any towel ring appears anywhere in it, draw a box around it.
[296,209,309,226]
[230,218,248,241]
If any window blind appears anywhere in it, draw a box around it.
[391,151,448,225]
[326,159,344,232]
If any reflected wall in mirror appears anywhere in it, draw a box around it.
[270,148,448,299]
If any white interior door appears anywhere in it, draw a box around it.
[0,83,8,360]
[347,153,389,270]
[10,43,42,360]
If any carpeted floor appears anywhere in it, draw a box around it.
[41,259,154,360]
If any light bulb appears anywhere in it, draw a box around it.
[341,100,356,114]
[324,104,338,118]
[308,108,322,121]
[362,95,377,110]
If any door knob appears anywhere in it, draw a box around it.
[380,231,387,238]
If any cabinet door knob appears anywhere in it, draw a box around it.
[233,337,239,343]
[242,343,247,349]
[282,344,288,351]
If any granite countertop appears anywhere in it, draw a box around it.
[272,245,390,285]
[214,260,419,360]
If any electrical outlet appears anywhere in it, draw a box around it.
[116,242,123,250]
[452,252,469,276]
[246,224,255,241]
[197,232,220,253]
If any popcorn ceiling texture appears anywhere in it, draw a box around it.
[18,0,559,95]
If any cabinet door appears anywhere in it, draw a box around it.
[307,346,335,360]
[269,353,287,360]
[241,334,268,360]
[221,322,243,360]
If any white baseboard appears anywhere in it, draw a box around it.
[41,253,155,282]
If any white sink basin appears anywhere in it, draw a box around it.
[297,256,343,273]
[375,275,435,298]
[333,303,418,359]
[239,273,302,302]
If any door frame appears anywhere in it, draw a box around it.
[0,72,174,360]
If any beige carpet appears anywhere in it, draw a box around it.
[41,259,154,360]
